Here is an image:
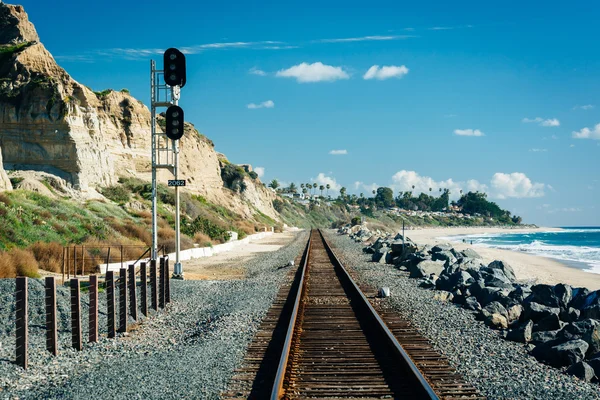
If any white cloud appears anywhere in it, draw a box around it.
[363,65,409,80]
[389,170,544,200]
[254,167,265,178]
[490,172,545,199]
[454,128,485,137]
[329,149,348,155]
[572,123,600,140]
[317,35,415,43]
[314,173,341,191]
[247,100,274,109]
[249,67,266,76]
[573,104,595,110]
[529,148,548,152]
[429,26,453,30]
[522,117,560,127]
[276,62,349,83]
[570,144,576,147]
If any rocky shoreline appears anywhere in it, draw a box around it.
[329,226,600,399]
[0,231,307,399]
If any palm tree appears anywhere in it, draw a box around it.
[412,185,415,190]
[360,193,364,198]
[326,184,330,196]
[313,183,318,194]
[269,179,280,190]
[302,188,308,195]
[439,188,442,193]
[460,189,463,195]
[289,182,297,193]
[340,187,347,198]
[300,183,305,190]
[429,187,432,193]
[319,185,325,197]
[372,189,376,196]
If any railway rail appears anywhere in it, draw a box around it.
[225,229,483,399]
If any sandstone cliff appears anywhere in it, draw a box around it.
[0,144,11,190]
[0,3,278,219]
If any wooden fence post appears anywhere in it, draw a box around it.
[70,278,82,351]
[159,257,165,309]
[150,259,158,311]
[89,275,98,343]
[165,257,171,304]
[118,268,128,333]
[140,262,148,316]
[128,264,137,321]
[15,277,28,369]
[106,271,116,338]
[45,277,58,355]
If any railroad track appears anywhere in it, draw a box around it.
[224,229,483,399]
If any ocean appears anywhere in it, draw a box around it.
[441,227,600,274]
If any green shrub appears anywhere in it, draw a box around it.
[120,88,130,94]
[221,163,246,192]
[272,199,284,213]
[351,216,361,226]
[181,216,231,242]
[248,171,258,180]
[101,185,130,204]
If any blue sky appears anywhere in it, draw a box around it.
[19,0,600,226]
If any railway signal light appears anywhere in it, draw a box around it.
[163,48,186,88]
[165,105,184,140]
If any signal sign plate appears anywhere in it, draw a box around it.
[168,180,186,187]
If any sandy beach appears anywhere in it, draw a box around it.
[405,227,600,291]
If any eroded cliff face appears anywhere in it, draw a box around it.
[0,144,12,191]
[0,3,278,219]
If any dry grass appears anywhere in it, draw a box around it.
[10,248,40,277]
[110,220,152,246]
[193,232,213,247]
[0,252,16,278]
[235,220,256,235]
[30,241,63,273]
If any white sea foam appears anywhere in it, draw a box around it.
[441,231,600,273]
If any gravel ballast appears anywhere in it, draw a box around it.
[0,230,308,400]
[323,229,600,400]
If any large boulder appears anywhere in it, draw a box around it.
[482,301,509,320]
[480,268,514,289]
[487,260,516,282]
[523,301,560,323]
[532,314,562,332]
[569,287,591,310]
[432,250,457,267]
[431,243,453,253]
[566,361,596,382]
[463,296,481,312]
[510,285,532,303]
[462,248,482,259]
[547,340,589,367]
[587,356,600,379]
[409,260,445,279]
[527,284,572,309]
[560,319,600,356]
[506,320,533,343]
[485,313,508,330]
[507,304,523,323]
[531,330,562,346]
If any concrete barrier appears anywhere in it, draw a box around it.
[103,231,275,272]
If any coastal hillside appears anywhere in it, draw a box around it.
[0,3,278,220]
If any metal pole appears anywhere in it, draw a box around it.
[151,60,158,261]
[172,86,183,278]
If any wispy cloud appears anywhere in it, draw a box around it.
[429,26,453,30]
[249,67,266,76]
[363,65,409,80]
[454,128,485,137]
[522,117,560,127]
[572,123,600,140]
[276,62,349,83]
[54,55,96,63]
[316,35,415,43]
[247,100,274,109]
[573,104,595,110]
[329,149,348,155]
[529,148,548,152]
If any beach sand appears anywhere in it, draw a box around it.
[404,227,600,291]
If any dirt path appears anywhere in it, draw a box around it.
[181,230,301,280]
